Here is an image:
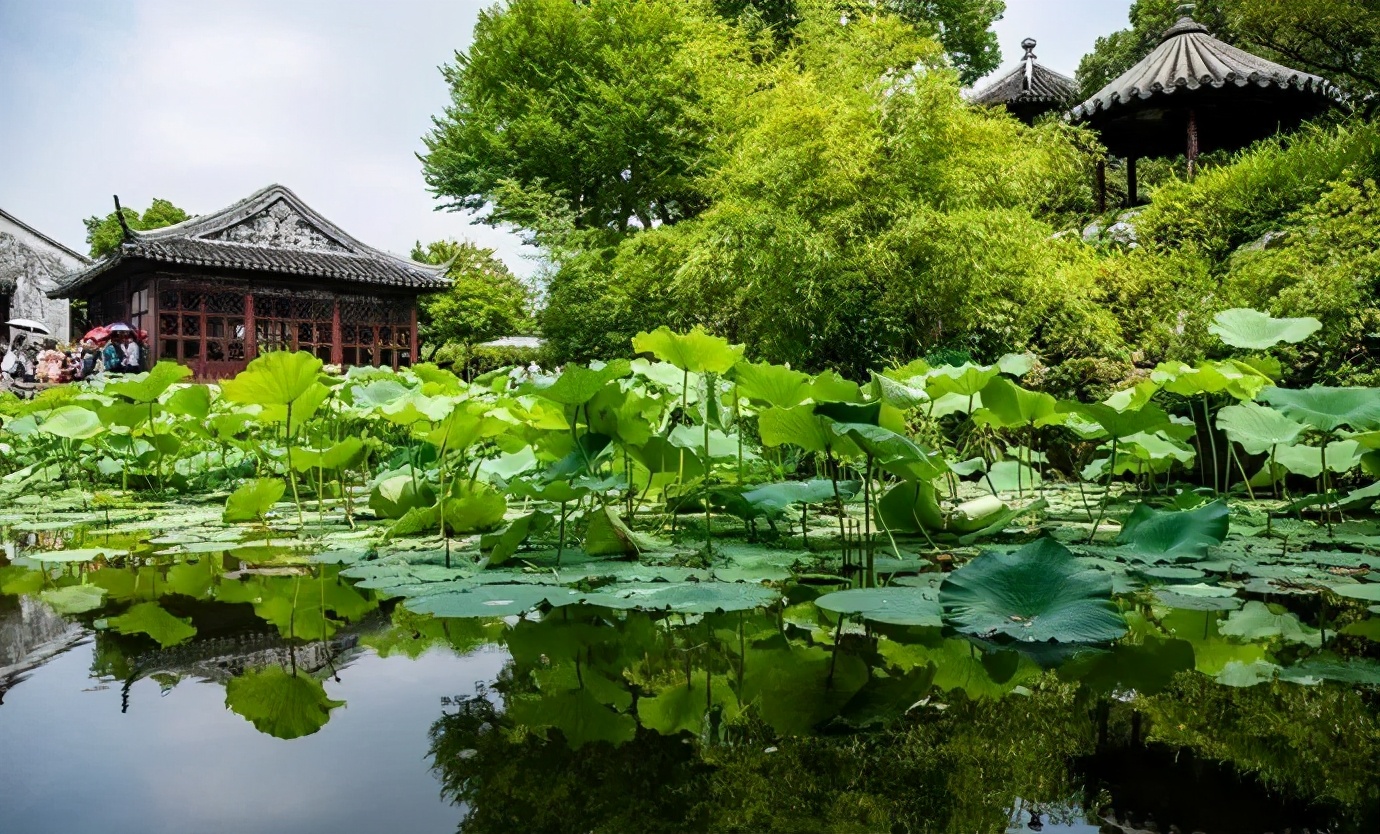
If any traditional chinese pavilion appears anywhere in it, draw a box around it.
[968,38,1078,125]
[50,185,448,379]
[1070,5,1334,207]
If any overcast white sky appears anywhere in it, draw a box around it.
[0,0,1132,278]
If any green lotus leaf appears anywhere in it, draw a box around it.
[740,479,842,515]
[507,688,636,748]
[38,406,104,440]
[102,601,197,647]
[577,581,778,613]
[924,363,999,399]
[815,586,942,627]
[225,666,344,739]
[25,546,128,563]
[1154,584,1241,611]
[1208,308,1321,350]
[939,538,1126,643]
[40,584,108,614]
[348,378,413,409]
[164,384,211,419]
[481,510,552,565]
[103,361,193,404]
[1215,402,1305,454]
[1061,402,1171,439]
[868,371,928,410]
[370,474,437,520]
[1219,601,1321,647]
[632,325,742,374]
[637,671,740,737]
[875,480,943,534]
[1270,440,1364,477]
[808,370,862,403]
[1277,655,1380,686]
[582,504,640,556]
[996,352,1036,377]
[221,350,324,406]
[974,377,1061,429]
[223,478,286,523]
[443,483,507,533]
[405,584,560,617]
[757,405,831,454]
[1116,500,1229,563]
[1259,385,1380,433]
[1330,582,1380,603]
[733,361,812,408]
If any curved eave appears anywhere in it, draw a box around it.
[1069,72,1335,122]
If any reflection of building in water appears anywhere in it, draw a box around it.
[0,595,85,700]
[126,630,367,685]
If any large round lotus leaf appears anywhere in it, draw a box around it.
[1215,402,1305,454]
[1277,655,1380,686]
[637,671,740,737]
[37,406,104,440]
[1116,500,1229,563]
[578,581,778,613]
[757,405,831,454]
[875,480,943,534]
[25,546,128,563]
[40,584,108,615]
[225,666,344,739]
[1208,308,1321,349]
[974,377,1060,429]
[1331,582,1380,603]
[442,484,507,533]
[404,584,555,617]
[103,361,193,404]
[220,350,324,406]
[924,363,998,399]
[1154,584,1241,611]
[369,475,436,520]
[1259,386,1380,432]
[815,587,942,627]
[939,538,1126,643]
[632,325,742,374]
[734,361,812,408]
[223,478,286,523]
[506,688,636,749]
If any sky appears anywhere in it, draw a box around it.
[0,0,1133,279]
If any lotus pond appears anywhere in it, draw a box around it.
[3,318,1380,832]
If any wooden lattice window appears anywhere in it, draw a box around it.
[339,296,411,369]
[158,288,246,364]
[253,294,333,362]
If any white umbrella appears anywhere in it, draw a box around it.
[5,318,51,335]
[107,322,134,333]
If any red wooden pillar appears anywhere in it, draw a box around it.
[331,299,343,366]
[409,302,418,369]
[244,292,257,362]
[148,277,160,364]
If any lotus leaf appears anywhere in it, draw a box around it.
[815,586,942,627]
[40,584,108,614]
[939,538,1126,643]
[104,361,193,403]
[1215,402,1305,454]
[1208,308,1322,350]
[223,479,287,523]
[221,350,324,406]
[733,361,811,408]
[370,475,437,520]
[507,688,636,748]
[225,666,344,739]
[1219,601,1321,646]
[632,325,742,374]
[38,406,103,440]
[102,601,197,647]
[975,377,1061,429]
[25,546,128,563]
[582,505,641,556]
[1259,385,1380,432]
[1116,500,1229,562]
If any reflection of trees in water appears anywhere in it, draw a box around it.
[427,611,1380,834]
[428,676,1093,833]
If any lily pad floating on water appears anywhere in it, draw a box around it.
[1219,600,1321,647]
[939,538,1127,644]
[404,584,561,618]
[1154,583,1242,612]
[577,581,779,614]
[1116,500,1230,563]
[815,586,942,627]
[25,546,128,563]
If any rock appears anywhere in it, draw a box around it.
[1238,230,1288,253]
[1082,222,1104,243]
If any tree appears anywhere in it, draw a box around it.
[1076,0,1380,108]
[411,240,533,367]
[83,198,190,259]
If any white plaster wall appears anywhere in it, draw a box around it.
[0,213,81,341]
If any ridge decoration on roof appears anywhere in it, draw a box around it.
[51,184,449,298]
[1070,9,1333,122]
[969,38,1078,111]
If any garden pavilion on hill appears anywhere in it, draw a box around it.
[1069,5,1334,208]
[50,184,448,379]
[968,38,1078,125]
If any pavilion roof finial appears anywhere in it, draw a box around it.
[1021,38,1037,60]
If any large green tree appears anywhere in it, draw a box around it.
[83,198,189,258]
[411,240,533,364]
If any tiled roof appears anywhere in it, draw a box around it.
[969,39,1078,108]
[50,184,448,297]
[1070,14,1333,122]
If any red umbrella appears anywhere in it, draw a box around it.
[83,326,111,343]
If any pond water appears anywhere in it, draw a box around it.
[3,499,1379,833]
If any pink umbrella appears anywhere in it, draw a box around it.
[83,326,111,343]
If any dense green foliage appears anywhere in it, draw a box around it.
[83,198,189,258]
[410,239,533,369]
[421,0,1380,391]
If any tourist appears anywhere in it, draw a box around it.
[102,334,126,374]
[34,340,65,383]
